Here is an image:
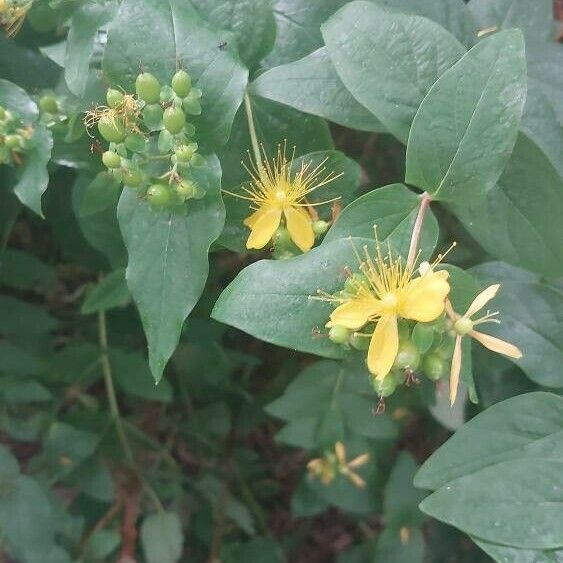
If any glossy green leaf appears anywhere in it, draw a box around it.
[323,184,439,260]
[103,0,248,147]
[0,250,56,292]
[81,269,130,314]
[141,511,183,563]
[0,296,58,336]
[251,47,384,132]
[415,392,563,490]
[0,79,38,122]
[118,155,224,381]
[191,0,276,69]
[470,262,563,388]
[420,458,563,549]
[405,30,526,202]
[322,1,466,143]
[65,0,117,96]
[474,538,563,563]
[449,134,563,278]
[79,171,121,218]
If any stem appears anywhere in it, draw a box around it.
[98,306,164,513]
[244,91,262,171]
[406,192,432,269]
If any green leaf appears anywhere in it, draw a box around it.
[468,0,554,44]
[141,511,184,563]
[0,343,43,376]
[267,359,398,448]
[65,0,117,96]
[470,262,563,388]
[0,444,20,482]
[405,30,526,202]
[212,237,369,358]
[449,134,563,278]
[251,47,384,132]
[0,78,38,122]
[79,171,122,218]
[420,458,563,549]
[322,1,466,143]
[103,0,248,147]
[323,184,439,260]
[373,527,425,563]
[14,124,53,218]
[0,250,56,292]
[81,269,130,315]
[415,392,563,490]
[264,0,347,68]
[474,538,563,563]
[118,155,225,381]
[191,0,276,70]
[0,296,58,336]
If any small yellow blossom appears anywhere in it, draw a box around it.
[322,241,451,380]
[0,0,32,37]
[225,143,341,253]
[307,442,370,488]
[447,284,522,405]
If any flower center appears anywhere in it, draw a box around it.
[454,317,474,335]
[380,292,399,312]
[274,189,287,204]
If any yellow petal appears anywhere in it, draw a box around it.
[328,299,380,330]
[284,206,315,252]
[246,207,282,249]
[244,207,267,228]
[348,453,370,469]
[400,270,450,322]
[465,284,500,318]
[449,336,462,405]
[470,330,523,358]
[346,471,366,489]
[368,315,399,380]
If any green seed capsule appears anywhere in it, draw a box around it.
[171,70,191,97]
[146,184,172,207]
[163,107,186,134]
[422,353,447,381]
[312,220,330,236]
[393,340,421,370]
[329,325,351,345]
[175,179,197,199]
[97,115,126,143]
[272,226,292,249]
[122,169,143,188]
[106,88,124,109]
[372,374,398,398]
[135,72,161,104]
[102,150,121,169]
[4,134,22,149]
[175,143,197,163]
[39,95,58,114]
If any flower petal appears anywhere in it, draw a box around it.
[348,453,370,469]
[284,206,315,252]
[246,207,282,249]
[465,284,500,318]
[368,315,398,380]
[470,330,523,358]
[335,442,346,465]
[244,207,267,228]
[328,299,380,330]
[449,336,462,405]
[399,270,450,322]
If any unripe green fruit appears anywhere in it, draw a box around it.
[454,317,473,335]
[175,179,197,199]
[393,340,421,370]
[102,150,121,169]
[329,325,351,345]
[39,95,58,114]
[313,220,329,236]
[147,184,172,207]
[171,70,191,97]
[372,375,397,397]
[136,73,161,103]
[272,226,292,248]
[4,134,22,149]
[344,273,369,295]
[422,353,447,381]
[163,107,186,134]
[349,332,370,351]
[98,115,126,143]
[175,143,197,163]
[122,169,143,188]
[106,88,124,109]
[0,106,5,120]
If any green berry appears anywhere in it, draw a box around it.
[393,340,421,370]
[312,220,329,236]
[106,88,124,109]
[349,332,370,351]
[163,107,186,134]
[175,143,197,163]
[39,95,58,114]
[422,353,447,381]
[454,317,473,335]
[272,226,292,249]
[175,179,197,199]
[146,184,172,207]
[4,134,22,149]
[102,150,121,169]
[171,70,191,97]
[372,375,397,398]
[0,106,5,120]
[122,169,143,188]
[329,325,351,345]
[136,72,161,104]
[97,115,126,143]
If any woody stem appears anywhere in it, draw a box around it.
[406,192,432,269]
[244,91,263,172]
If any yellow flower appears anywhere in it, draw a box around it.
[447,284,522,405]
[324,242,451,380]
[307,442,370,488]
[225,144,340,253]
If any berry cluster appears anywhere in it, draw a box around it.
[86,70,206,210]
[0,104,33,166]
